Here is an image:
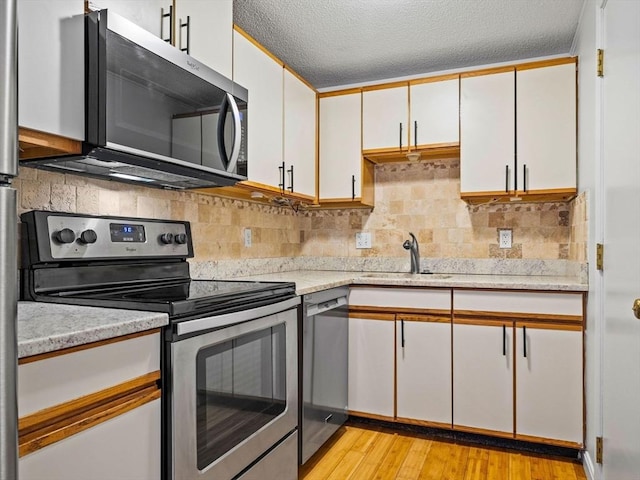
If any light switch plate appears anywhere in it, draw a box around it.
[499,229,512,249]
[355,232,372,249]
[244,228,252,247]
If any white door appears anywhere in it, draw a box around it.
[409,77,459,148]
[174,0,233,79]
[347,317,394,418]
[318,93,362,200]
[233,31,284,189]
[515,325,583,444]
[602,0,640,478]
[283,69,316,198]
[362,86,408,151]
[460,70,515,195]
[453,322,513,435]
[396,318,451,425]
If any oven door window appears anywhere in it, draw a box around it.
[195,323,287,470]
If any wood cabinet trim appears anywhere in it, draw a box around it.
[348,411,396,423]
[454,310,583,325]
[453,318,513,328]
[234,25,284,67]
[348,311,396,321]
[362,81,409,92]
[18,329,162,365]
[18,127,82,160]
[515,57,577,71]
[318,88,363,98]
[514,433,583,449]
[350,305,451,317]
[515,321,583,331]
[395,417,453,431]
[395,313,451,324]
[453,424,515,439]
[19,371,161,457]
[409,73,460,85]
[460,66,515,78]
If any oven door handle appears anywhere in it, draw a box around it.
[176,296,301,336]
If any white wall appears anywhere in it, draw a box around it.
[572,0,601,478]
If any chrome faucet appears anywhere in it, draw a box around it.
[402,233,420,274]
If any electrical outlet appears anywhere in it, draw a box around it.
[355,232,372,249]
[499,229,512,249]
[244,228,252,247]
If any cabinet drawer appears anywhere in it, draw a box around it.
[19,332,160,417]
[349,287,451,310]
[453,290,583,316]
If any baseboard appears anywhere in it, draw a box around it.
[583,450,597,480]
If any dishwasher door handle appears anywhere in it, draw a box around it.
[306,296,348,317]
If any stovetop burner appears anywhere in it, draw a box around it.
[20,211,297,321]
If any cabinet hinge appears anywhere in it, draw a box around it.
[597,49,604,77]
[596,243,604,271]
[596,436,604,464]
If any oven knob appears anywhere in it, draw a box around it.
[79,229,98,245]
[174,233,188,245]
[160,233,174,245]
[53,228,76,244]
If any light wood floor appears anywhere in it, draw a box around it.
[300,424,586,480]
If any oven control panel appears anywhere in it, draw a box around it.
[21,211,193,261]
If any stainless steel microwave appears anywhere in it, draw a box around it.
[24,9,248,190]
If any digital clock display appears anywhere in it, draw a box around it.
[110,223,146,243]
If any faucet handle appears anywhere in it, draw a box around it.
[402,240,412,250]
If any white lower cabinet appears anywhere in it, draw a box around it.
[18,331,161,479]
[453,321,513,435]
[515,325,583,444]
[348,316,395,418]
[396,317,451,426]
[19,398,161,480]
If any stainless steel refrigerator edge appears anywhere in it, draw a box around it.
[0,0,19,479]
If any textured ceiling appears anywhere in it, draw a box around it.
[233,0,585,89]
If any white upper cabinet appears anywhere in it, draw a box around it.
[174,0,233,78]
[319,93,363,200]
[516,62,577,193]
[409,77,460,148]
[88,0,169,38]
[233,31,284,189]
[460,69,516,195]
[283,70,316,198]
[18,0,85,140]
[362,86,408,152]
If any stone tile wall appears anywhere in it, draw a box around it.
[15,167,304,262]
[302,161,576,261]
[14,161,587,266]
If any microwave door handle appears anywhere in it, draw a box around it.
[225,93,242,173]
[216,94,230,168]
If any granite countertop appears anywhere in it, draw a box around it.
[233,270,588,296]
[18,302,168,359]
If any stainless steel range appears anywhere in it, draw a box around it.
[20,210,300,480]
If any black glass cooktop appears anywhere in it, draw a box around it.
[41,280,296,319]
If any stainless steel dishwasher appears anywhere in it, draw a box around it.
[300,286,349,464]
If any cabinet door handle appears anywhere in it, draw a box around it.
[523,164,528,193]
[351,174,356,200]
[287,165,294,193]
[505,165,509,193]
[179,16,190,54]
[502,324,506,356]
[523,325,527,358]
[161,5,173,44]
[399,122,403,150]
[401,319,405,348]
[278,162,285,193]
[414,121,418,148]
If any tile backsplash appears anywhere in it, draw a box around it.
[14,160,587,268]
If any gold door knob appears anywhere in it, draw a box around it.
[633,299,640,319]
